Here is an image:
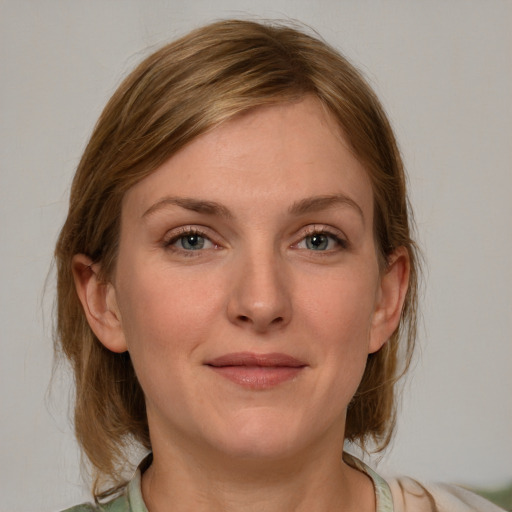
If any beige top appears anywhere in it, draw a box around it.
[63,454,504,511]
[345,453,504,511]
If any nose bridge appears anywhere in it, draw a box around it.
[228,241,291,332]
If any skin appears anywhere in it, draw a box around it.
[74,96,409,512]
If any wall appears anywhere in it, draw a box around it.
[1,1,511,510]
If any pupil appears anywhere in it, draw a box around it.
[182,234,204,250]
[308,234,328,250]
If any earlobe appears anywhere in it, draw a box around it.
[72,254,128,353]
[368,247,410,354]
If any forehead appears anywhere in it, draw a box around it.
[122,96,374,222]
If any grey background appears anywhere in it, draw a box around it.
[1,1,511,511]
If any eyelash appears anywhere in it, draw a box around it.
[162,225,348,255]
[162,227,217,255]
[296,226,349,251]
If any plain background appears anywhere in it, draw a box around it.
[1,1,511,511]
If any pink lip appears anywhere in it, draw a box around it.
[205,352,307,390]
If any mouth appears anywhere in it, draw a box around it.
[204,352,307,390]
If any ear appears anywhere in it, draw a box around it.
[72,254,128,353]
[368,247,410,354]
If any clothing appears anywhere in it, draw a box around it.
[62,454,504,512]
[346,454,505,511]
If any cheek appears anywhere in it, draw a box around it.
[300,269,377,342]
[115,261,225,359]
[298,267,379,390]
[112,267,220,413]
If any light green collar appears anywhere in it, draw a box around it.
[344,452,394,512]
[121,452,394,512]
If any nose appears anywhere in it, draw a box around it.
[227,249,292,333]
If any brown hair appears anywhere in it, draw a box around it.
[54,18,419,497]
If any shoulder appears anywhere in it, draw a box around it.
[387,476,505,512]
[61,458,150,512]
[60,492,131,512]
[60,469,146,512]
[61,506,98,512]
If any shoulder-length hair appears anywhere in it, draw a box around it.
[54,19,419,498]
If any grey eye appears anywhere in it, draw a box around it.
[180,234,206,250]
[305,234,330,251]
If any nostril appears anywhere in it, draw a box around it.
[234,314,287,329]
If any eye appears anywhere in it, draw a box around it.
[294,228,348,252]
[164,229,216,252]
[305,233,332,251]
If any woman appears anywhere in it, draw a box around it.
[55,19,501,512]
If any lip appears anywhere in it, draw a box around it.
[205,352,307,390]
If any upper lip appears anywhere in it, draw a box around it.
[205,352,307,368]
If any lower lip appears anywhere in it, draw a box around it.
[208,366,304,390]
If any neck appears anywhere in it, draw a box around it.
[141,435,375,512]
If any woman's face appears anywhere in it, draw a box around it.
[97,97,403,461]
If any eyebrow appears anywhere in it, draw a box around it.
[142,197,233,219]
[288,194,365,223]
[142,193,364,223]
